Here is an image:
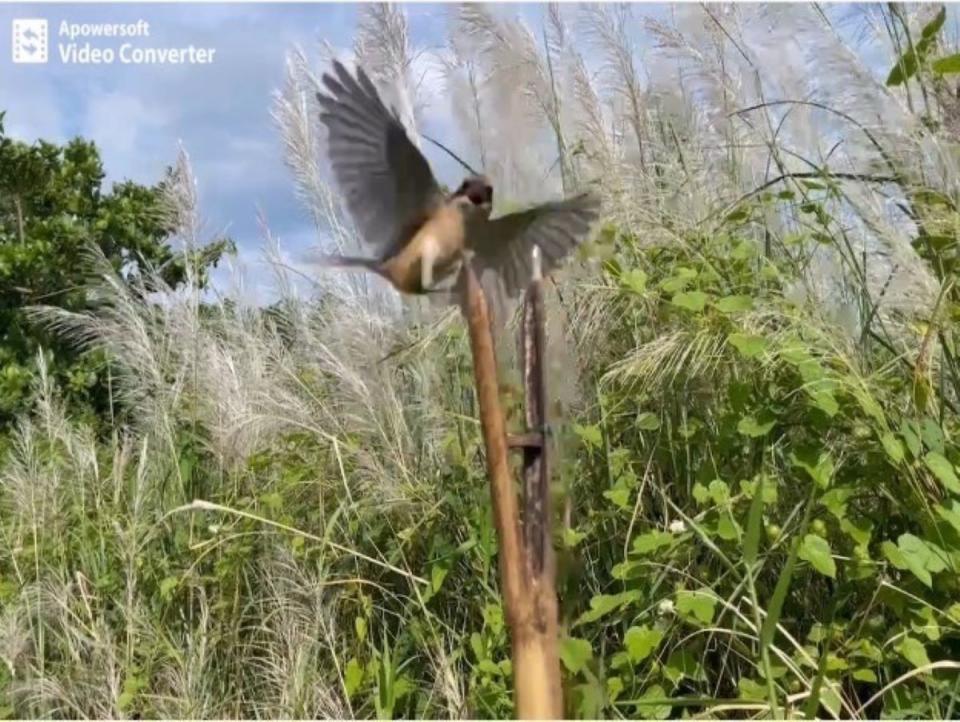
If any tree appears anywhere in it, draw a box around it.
[0,110,232,428]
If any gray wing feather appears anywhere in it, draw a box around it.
[317,61,442,258]
[469,193,600,298]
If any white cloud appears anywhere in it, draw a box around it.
[83,90,170,182]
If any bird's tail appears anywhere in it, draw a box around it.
[306,253,381,272]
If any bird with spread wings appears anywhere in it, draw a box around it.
[309,60,600,304]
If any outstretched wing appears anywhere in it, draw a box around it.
[468,193,601,299]
[317,61,444,258]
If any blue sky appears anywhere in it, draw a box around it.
[0,3,939,301]
[0,2,545,300]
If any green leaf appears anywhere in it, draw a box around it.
[632,684,672,720]
[728,333,767,359]
[920,418,945,451]
[887,49,920,86]
[725,206,751,223]
[345,657,364,697]
[738,414,776,438]
[483,603,504,634]
[676,590,716,624]
[924,451,960,493]
[820,687,842,718]
[743,474,766,567]
[792,449,834,489]
[559,636,593,675]
[563,527,587,548]
[796,359,826,383]
[881,433,905,464]
[620,268,648,294]
[573,423,602,448]
[476,659,502,676]
[430,561,449,592]
[708,479,731,504]
[738,677,767,701]
[932,53,960,74]
[575,591,640,625]
[664,648,707,684]
[660,267,698,293]
[159,575,178,600]
[636,412,660,431]
[715,295,754,313]
[692,483,711,505]
[260,491,283,511]
[469,632,484,661]
[922,7,947,39]
[671,290,709,312]
[604,484,632,510]
[820,487,854,520]
[573,678,604,719]
[901,421,922,457]
[118,674,146,711]
[808,390,839,417]
[624,625,664,663]
[607,676,624,703]
[799,534,836,578]
[895,636,931,669]
[852,388,884,423]
[882,540,910,570]
[840,517,872,548]
[897,533,948,587]
[632,530,674,555]
[936,502,960,534]
[930,53,960,75]
[717,510,741,540]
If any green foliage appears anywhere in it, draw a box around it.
[6,15,960,711]
[886,7,946,86]
[3,180,960,717]
[0,114,230,428]
[545,186,960,716]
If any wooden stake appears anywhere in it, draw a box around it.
[461,264,562,719]
[519,274,563,717]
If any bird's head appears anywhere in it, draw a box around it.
[452,175,493,214]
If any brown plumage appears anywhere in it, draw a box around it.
[310,60,600,300]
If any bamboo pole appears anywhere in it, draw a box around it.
[518,273,563,716]
[461,264,562,719]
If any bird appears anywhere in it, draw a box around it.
[311,59,600,302]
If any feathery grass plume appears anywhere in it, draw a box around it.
[581,4,648,173]
[241,552,351,718]
[453,3,561,202]
[566,36,619,193]
[271,46,344,239]
[355,2,422,140]
[271,47,395,321]
[437,30,489,171]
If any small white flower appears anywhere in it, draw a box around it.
[658,599,675,616]
[668,520,687,534]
